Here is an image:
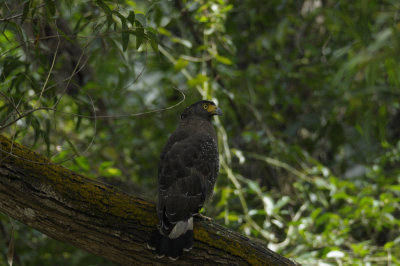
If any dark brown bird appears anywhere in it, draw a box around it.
[147,100,222,260]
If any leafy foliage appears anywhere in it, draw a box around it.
[1,0,400,265]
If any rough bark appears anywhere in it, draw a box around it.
[0,135,299,265]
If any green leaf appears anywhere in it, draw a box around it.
[99,162,121,177]
[103,167,122,177]
[96,0,111,15]
[21,0,30,24]
[127,11,135,25]
[75,156,90,171]
[135,13,146,26]
[389,185,400,192]
[135,20,144,49]
[385,58,400,87]
[187,74,208,87]
[311,208,322,220]
[106,14,115,29]
[274,196,290,211]
[227,213,239,221]
[52,150,70,163]
[215,55,233,65]
[147,31,158,52]
[171,37,192,48]
[248,180,261,194]
[158,27,172,37]
[45,0,55,16]
[217,187,231,207]
[384,241,394,250]
[1,56,23,81]
[0,30,13,43]
[332,191,353,202]
[120,16,129,51]
[146,27,157,34]
[350,242,369,257]
[65,138,79,156]
[174,58,189,71]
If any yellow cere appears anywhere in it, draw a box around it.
[204,103,217,113]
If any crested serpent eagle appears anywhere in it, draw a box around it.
[147,100,222,260]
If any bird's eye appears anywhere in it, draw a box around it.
[202,103,209,110]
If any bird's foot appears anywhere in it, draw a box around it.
[194,213,213,222]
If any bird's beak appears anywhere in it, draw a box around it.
[207,104,222,116]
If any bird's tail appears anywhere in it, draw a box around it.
[147,217,194,260]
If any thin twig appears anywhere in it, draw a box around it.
[0,89,186,165]
[80,94,97,155]
[247,152,309,181]
[0,3,46,22]
[0,107,54,130]
[158,44,205,97]
[37,22,60,106]
[220,159,273,241]
[268,202,309,251]
[52,43,89,109]
[0,92,22,125]
[49,93,99,164]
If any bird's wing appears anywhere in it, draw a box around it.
[157,131,218,225]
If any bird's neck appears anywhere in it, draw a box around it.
[180,116,211,126]
[179,117,217,139]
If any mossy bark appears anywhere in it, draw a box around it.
[0,135,298,265]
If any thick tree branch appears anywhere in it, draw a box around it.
[0,135,298,265]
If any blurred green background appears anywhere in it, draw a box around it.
[1,0,400,265]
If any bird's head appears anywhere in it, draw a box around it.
[181,100,222,120]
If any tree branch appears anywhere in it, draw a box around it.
[0,135,299,265]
